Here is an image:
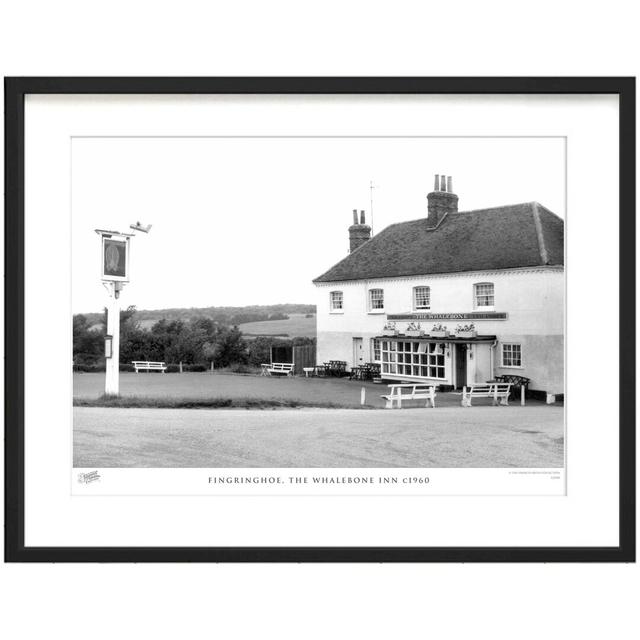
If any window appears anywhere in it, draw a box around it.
[501,343,522,368]
[413,286,431,310]
[380,340,445,379]
[371,338,381,362]
[369,288,384,311]
[330,290,343,311]
[474,282,494,308]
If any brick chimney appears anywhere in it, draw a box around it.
[426,174,458,229]
[348,209,371,252]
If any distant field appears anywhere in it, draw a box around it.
[135,312,316,335]
[238,313,316,338]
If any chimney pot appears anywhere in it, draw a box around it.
[348,209,371,252]
[426,174,458,229]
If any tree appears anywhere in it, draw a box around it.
[213,326,248,367]
[247,336,274,366]
[73,314,104,365]
[74,307,255,369]
[202,341,220,371]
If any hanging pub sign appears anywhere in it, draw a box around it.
[97,230,130,282]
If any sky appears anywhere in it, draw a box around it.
[71,136,565,313]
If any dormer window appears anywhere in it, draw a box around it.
[330,290,343,312]
[413,286,431,310]
[368,288,384,312]
[474,282,494,309]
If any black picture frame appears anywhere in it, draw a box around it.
[4,77,635,563]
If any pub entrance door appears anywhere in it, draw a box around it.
[352,337,364,368]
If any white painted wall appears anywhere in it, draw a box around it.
[314,267,564,393]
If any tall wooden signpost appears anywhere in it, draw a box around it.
[96,230,132,397]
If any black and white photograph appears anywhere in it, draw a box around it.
[6,78,632,563]
[2,3,638,639]
[72,135,565,476]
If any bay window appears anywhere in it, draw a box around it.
[380,340,446,379]
[371,338,381,362]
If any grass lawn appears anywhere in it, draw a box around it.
[73,371,557,411]
[74,371,389,408]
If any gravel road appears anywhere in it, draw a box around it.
[74,405,564,468]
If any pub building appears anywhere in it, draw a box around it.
[312,175,564,398]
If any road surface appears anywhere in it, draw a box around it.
[74,406,564,468]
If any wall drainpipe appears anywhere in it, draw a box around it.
[489,340,498,377]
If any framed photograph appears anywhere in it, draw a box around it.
[5,77,635,562]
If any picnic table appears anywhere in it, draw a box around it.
[349,366,365,380]
[323,360,348,377]
[350,362,381,381]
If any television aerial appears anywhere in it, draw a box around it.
[130,221,152,234]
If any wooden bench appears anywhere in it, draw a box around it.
[132,360,167,373]
[381,383,436,409]
[461,383,512,407]
[266,362,295,376]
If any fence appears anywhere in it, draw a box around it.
[270,344,316,375]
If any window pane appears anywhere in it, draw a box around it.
[372,338,381,362]
[475,283,494,307]
[502,343,522,367]
[414,286,430,309]
[369,288,384,309]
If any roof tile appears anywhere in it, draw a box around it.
[313,202,564,283]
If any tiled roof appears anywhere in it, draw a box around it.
[313,202,564,283]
